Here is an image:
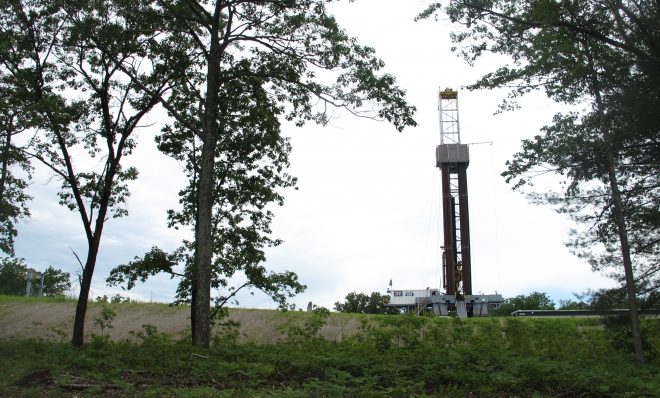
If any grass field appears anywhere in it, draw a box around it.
[0,296,658,397]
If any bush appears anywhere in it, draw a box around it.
[491,291,555,316]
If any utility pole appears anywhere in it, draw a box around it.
[38,273,45,297]
[25,269,32,296]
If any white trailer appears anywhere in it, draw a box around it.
[387,288,440,306]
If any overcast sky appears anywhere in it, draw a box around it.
[15,0,616,309]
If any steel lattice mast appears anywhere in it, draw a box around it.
[436,88,472,298]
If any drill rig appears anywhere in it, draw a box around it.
[385,89,503,317]
[437,88,471,315]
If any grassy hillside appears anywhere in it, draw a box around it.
[0,296,658,397]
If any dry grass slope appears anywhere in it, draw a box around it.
[0,298,364,343]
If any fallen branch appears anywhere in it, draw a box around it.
[190,353,208,360]
[59,383,121,390]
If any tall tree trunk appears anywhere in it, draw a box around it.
[44,115,98,347]
[607,164,646,365]
[190,276,197,339]
[601,131,645,365]
[0,127,11,203]
[587,50,645,365]
[71,236,101,346]
[71,167,117,346]
[193,134,215,347]
[192,2,225,348]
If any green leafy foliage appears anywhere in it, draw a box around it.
[354,314,427,351]
[107,246,182,291]
[0,258,71,296]
[151,58,307,313]
[92,305,116,337]
[0,257,26,296]
[211,320,241,347]
[604,315,659,361]
[557,286,660,312]
[40,266,72,297]
[334,291,399,314]
[557,298,591,310]
[0,98,32,256]
[95,294,131,304]
[287,306,330,343]
[491,291,556,316]
[1,314,658,397]
[108,244,306,322]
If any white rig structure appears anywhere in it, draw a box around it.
[385,287,503,317]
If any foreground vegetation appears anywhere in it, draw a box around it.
[1,305,658,397]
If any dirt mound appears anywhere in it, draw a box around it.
[0,299,363,344]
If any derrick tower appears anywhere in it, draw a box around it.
[383,89,503,318]
[436,88,472,298]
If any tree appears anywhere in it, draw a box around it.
[109,0,417,347]
[41,265,72,296]
[0,85,32,256]
[334,291,398,314]
[491,291,555,316]
[557,299,590,311]
[572,286,659,312]
[0,0,176,346]
[158,57,306,322]
[107,79,308,319]
[0,257,27,295]
[0,257,71,296]
[420,0,659,365]
[335,291,370,313]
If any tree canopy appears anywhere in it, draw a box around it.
[491,291,555,316]
[334,291,399,315]
[0,257,71,296]
[0,87,32,257]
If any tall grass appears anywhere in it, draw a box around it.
[1,309,658,397]
[0,294,77,304]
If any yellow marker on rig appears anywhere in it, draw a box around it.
[439,88,458,99]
